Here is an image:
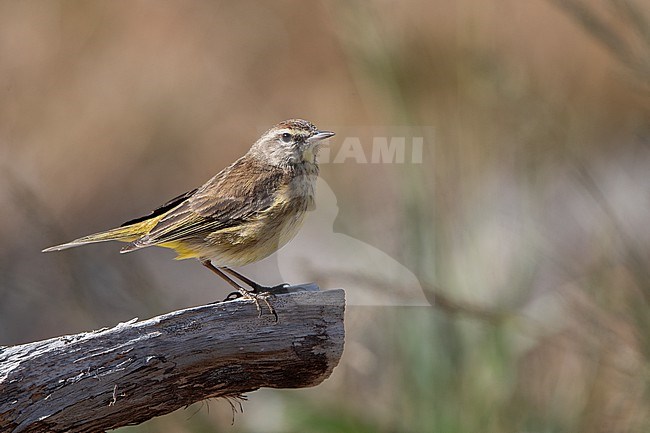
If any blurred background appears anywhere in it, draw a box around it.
[1,0,650,432]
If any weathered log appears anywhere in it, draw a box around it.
[0,286,345,433]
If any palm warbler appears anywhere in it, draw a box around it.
[43,119,334,312]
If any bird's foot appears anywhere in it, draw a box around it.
[224,282,288,298]
[223,288,277,322]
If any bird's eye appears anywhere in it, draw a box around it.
[281,132,292,143]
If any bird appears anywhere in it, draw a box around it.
[43,119,335,316]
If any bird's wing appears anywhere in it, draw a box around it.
[121,157,285,251]
[119,187,199,227]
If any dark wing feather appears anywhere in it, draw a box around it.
[126,157,284,249]
[120,187,199,227]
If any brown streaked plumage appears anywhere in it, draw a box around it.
[43,119,334,312]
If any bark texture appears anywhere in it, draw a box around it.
[0,286,345,433]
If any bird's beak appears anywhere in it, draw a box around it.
[309,130,335,143]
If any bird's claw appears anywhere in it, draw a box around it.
[222,288,278,322]
[223,291,242,301]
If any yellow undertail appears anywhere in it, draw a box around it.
[42,217,162,252]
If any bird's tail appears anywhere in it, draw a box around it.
[42,223,148,252]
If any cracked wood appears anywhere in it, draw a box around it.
[0,286,345,433]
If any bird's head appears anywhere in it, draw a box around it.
[249,119,335,167]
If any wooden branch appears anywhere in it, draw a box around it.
[0,286,345,433]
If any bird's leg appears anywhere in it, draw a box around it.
[201,259,277,320]
[222,267,290,294]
